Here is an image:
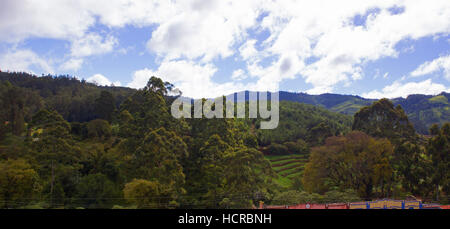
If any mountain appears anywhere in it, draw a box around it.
[392,93,450,134]
[228,91,449,134]
[279,91,450,134]
[1,72,448,134]
[0,71,135,122]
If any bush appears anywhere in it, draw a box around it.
[271,190,325,205]
[323,189,361,203]
[87,119,112,139]
[284,139,309,155]
[266,143,289,155]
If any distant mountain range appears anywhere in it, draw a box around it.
[225,91,450,134]
[1,72,448,134]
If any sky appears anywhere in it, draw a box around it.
[0,0,449,99]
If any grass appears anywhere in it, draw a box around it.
[429,95,449,104]
[274,163,304,173]
[271,159,307,168]
[265,153,309,188]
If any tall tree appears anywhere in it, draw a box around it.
[303,131,395,199]
[353,99,417,145]
[30,110,81,207]
[94,91,115,122]
[125,127,188,208]
[427,123,450,201]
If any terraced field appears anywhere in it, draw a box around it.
[265,154,309,188]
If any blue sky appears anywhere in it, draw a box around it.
[0,0,449,99]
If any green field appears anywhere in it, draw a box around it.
[265,154,309,188]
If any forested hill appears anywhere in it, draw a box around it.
[0,71,449,208]
[1,72,448,134]
[0,72,135,122]
[230,90,450,134]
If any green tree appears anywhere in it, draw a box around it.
[196,134,230,208]
[308,122,333,146]
[87,119,112,139]
[74,173,119,209]
[284,139,309,155]
[303,131,395,199]
[0,159,41,208]
[0,83,26,136]
[353,99,417,144]
[427,123,450,202]
[30,110,81,207]
[395,142,432,197]
[94,91,116,122]
[128,128,188,207]
[220,148,274,208]
[123,179,166,209]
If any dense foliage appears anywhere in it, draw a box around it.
[0,72,448,208]
[277,91,450,134]
[0,73,274,209]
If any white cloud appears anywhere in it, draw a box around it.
[239,39,259,63]
[126,68,157,89]
[0,49,53,74]
[0,0,175,43]
[0,0,95,43]
[1,0,450,97]
[411,55,450,80]
[70,33,118,58]
[231,69,247,81]
[60,58,84,71]
[147,0,261,62]
[87,74,121,86]
[256,0,450,93]
[128,61,251,98]
[362,79,449,99]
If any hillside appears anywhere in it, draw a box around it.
[255,101,353,146]
[0,72,135,122]
[1,72,449,208]
[392,93,450,134]
[275,91,449,134]
[2,72,447,134]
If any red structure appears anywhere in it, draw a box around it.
[286,203,327,209]
[261,199,447,209]
[327,203,349,209]
[287,204,306,209]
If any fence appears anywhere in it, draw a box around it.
[261,199,448,209]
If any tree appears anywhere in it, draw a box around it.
[266,143,289,155]
[0,83,26,136]
[395,142,432,197]
[271,190,324,205]
[94,91,115,122]
[323,189,361,203]
[195,134,230,208]
[284,139,309,155]
[308,122,333,146]
[303,131,395,199]
[30,110,81,207]
[123,179,165,209]
[427,123,450,202]
[144,76,173,96]
[87,119,112,139]
[74,173,119,209]
[0,159,40,208]
[128,128,188,207]
[220,148,274,208]
[353,99,417,145]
